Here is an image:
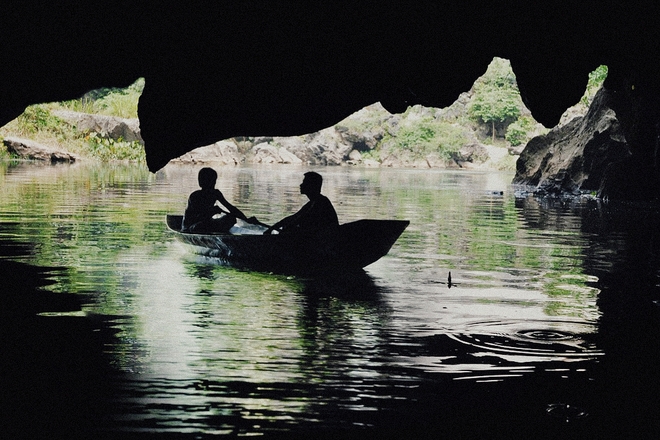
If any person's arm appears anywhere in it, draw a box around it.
[263,201,312,234]
[215,190,266,226]
[215,190,249,221]
[263,213,296,234]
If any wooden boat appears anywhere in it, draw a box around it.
[166,214,409,275]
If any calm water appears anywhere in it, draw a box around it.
[2,162,659,439]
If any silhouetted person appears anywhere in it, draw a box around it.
[182,167,258,233]
[264,171,339,235]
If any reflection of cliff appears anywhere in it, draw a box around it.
[0,227,116,439]
[517,195,660,438]
[583,202,660,439]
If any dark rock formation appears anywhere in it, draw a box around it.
[2,1,660,186]
[513,88,629,194]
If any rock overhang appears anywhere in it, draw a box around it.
[2,1,659,171]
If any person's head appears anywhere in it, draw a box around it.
[198,167,217,189]
[300,171,323,196]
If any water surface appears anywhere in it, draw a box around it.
[1,162,659,439]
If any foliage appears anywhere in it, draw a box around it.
[0,142,9,160]
[0,78,147,162]
[0,103,145,163]
[85,132,145,162]
[12,105,68,137]
[505,116,536,146]
[469,58,523,141]
[580,65,608,106]
[60,78,145,119]
[383,116,467,160]
[0,104,78,153]
[360,148,381,162]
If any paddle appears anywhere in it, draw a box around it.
[214,206,271,229]
[245,217,271,229]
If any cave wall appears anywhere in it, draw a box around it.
[513,87,629,195]
[2,1,659,173]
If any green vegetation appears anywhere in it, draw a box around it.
[60,78,144,119]
[84,132,145,162]
[581,65,608,106]
[467,60,608,150]
[469,58,522,143]
[338,58,546,168]
[505,115,536,147]
[10,105,69,139]
[0,78,145,162]
[0,62,610,168]
[382,113,468,161]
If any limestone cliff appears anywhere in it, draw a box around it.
[513,88,629,195]
[2,1,660,178]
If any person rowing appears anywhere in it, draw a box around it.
[263,171,339,235]
[182,167,263,233]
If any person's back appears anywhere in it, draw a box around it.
[182,167,257,233]
[182,187,224,231]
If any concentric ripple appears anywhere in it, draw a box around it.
[546,403,589,422]
[446,320,604,362]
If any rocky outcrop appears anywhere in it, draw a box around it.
[251,143,303,164]
[170,104,508,169]
[3,137,79,163]
[168,140,242,166]
[2,2,660,175]
[284,129,354,165]
[513,88,629,194]
[53,111,142,143]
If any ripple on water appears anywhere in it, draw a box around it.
[445,320,604,363]
[545,403,589,422]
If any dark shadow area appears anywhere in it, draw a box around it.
[582,201,660,439]
[507,197,660,439]
[1,225,120,440]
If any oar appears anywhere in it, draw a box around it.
[246,217,272,229]
[231,214,272,230]
[214,206,271,229]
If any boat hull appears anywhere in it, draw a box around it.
[166,215,409,275]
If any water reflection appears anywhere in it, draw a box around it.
[2,163,660,438]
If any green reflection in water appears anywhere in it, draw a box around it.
[0,163,601,371]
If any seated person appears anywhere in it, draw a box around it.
[182,167,258,233]
[264,171,339,235]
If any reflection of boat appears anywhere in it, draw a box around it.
[166,214,409,275]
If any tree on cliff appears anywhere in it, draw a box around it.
[468,58,522,142]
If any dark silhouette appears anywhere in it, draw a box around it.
[264,172,339,235]
[182,167,258,233]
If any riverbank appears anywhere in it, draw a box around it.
[167,104,519,171]
[1,103,520,171]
